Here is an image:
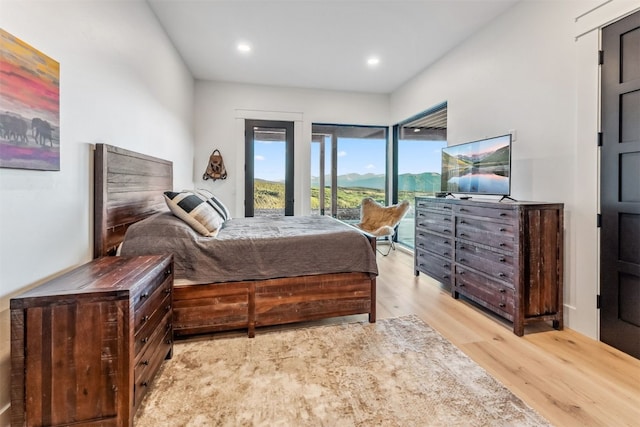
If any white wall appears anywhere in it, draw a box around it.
[0,1,194,422]
[193,81,389,216]
[390,0,640,339]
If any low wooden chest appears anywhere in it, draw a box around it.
[10,255,173,426]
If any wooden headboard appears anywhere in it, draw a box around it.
[93,143,173,258]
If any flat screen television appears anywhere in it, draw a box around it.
[440,134,512,196]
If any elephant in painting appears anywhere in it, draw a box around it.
[32,117,53,146]
[0,113,28,143]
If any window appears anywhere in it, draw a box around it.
[311,124,388,223]
[393,104,447,248]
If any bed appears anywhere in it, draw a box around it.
[93,143,378,338]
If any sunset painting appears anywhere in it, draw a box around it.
[0,29,60,171]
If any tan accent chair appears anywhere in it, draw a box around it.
[353,198,411,256]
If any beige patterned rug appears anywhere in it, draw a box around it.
[135,315,550,426]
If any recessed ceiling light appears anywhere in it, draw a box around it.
[367,57,380,66]
[237,43,251,53]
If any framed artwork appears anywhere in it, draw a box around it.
[0,28,60,171]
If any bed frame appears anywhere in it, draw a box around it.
[94,143,376,338]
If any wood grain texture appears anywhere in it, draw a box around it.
[10,255,173,427]
[415,197,563,336]
[375,249,640,427]
[173,272,375,338]
[94,144,172,258]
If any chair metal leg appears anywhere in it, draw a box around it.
[376,237,395,256]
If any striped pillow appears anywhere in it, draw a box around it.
[164,191,224,237]
[196,189,232,221]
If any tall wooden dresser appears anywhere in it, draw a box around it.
[414,197,563,336]
[10,255,173,427]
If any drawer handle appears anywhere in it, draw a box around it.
[443,264,450,268]
[142,359,150,366]
[499,213,507,217]
[443,229,451,233]
[140,292,149,300]
[166,322,172,330]
[460,220,466,224]
[499,257,506,262]
[499,289,506,293]
[459,208,466,212]
[459,245,465,250]
[444,218,451,222]
[499,228,506,232]
[460,233,467,237]
[459,271,465,275]
[499,303,506,308]
[499,243,506,247]
[141,337,149,343]
[166,339,172,345]
[459,258,466,262]
[164,287,171,294]
[418,243,425,247]
[142,315,150,323]
[141,381,149,387]
[444,206,451,210]
[458,283,465,287]
[165,304,171,312]
[498,273,506,278]
[443,252,450,256]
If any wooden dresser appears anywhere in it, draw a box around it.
[414,197,563,336]
[10,255,173,427]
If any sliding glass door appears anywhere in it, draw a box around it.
[393,104,447,248]
[311,124,387,223]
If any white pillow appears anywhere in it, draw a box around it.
[196,189,232,221]
[164,191,223,237]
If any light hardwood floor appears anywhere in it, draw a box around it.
[374,248,640,427]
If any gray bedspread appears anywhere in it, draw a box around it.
[120,212,378,283]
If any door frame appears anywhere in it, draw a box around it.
[244,119,295,217]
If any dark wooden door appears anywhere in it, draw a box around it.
[600,10,640,359]
[244,120,294,217]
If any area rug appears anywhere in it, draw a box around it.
[135,315,550,426]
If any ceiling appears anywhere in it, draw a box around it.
[148,0,519,94]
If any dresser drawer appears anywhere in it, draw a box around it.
[456,241,515,284]
[454,204,515,221]
[133,266,172,312]
[456,217,515,250]
[455,266,515,317]
[134,293,172,356]
[134,326,172,409]
[416,231,453,258]
[415,249,452,283]
[416,198,453,212]
[134,309,172,383]
[416,212,454,236]
[134,274,172,334]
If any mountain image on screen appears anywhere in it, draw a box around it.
[441,134,511,195]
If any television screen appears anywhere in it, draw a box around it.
[441,134,512,196]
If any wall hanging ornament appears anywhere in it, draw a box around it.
[202,149,228,181]
[0,29,60,171]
